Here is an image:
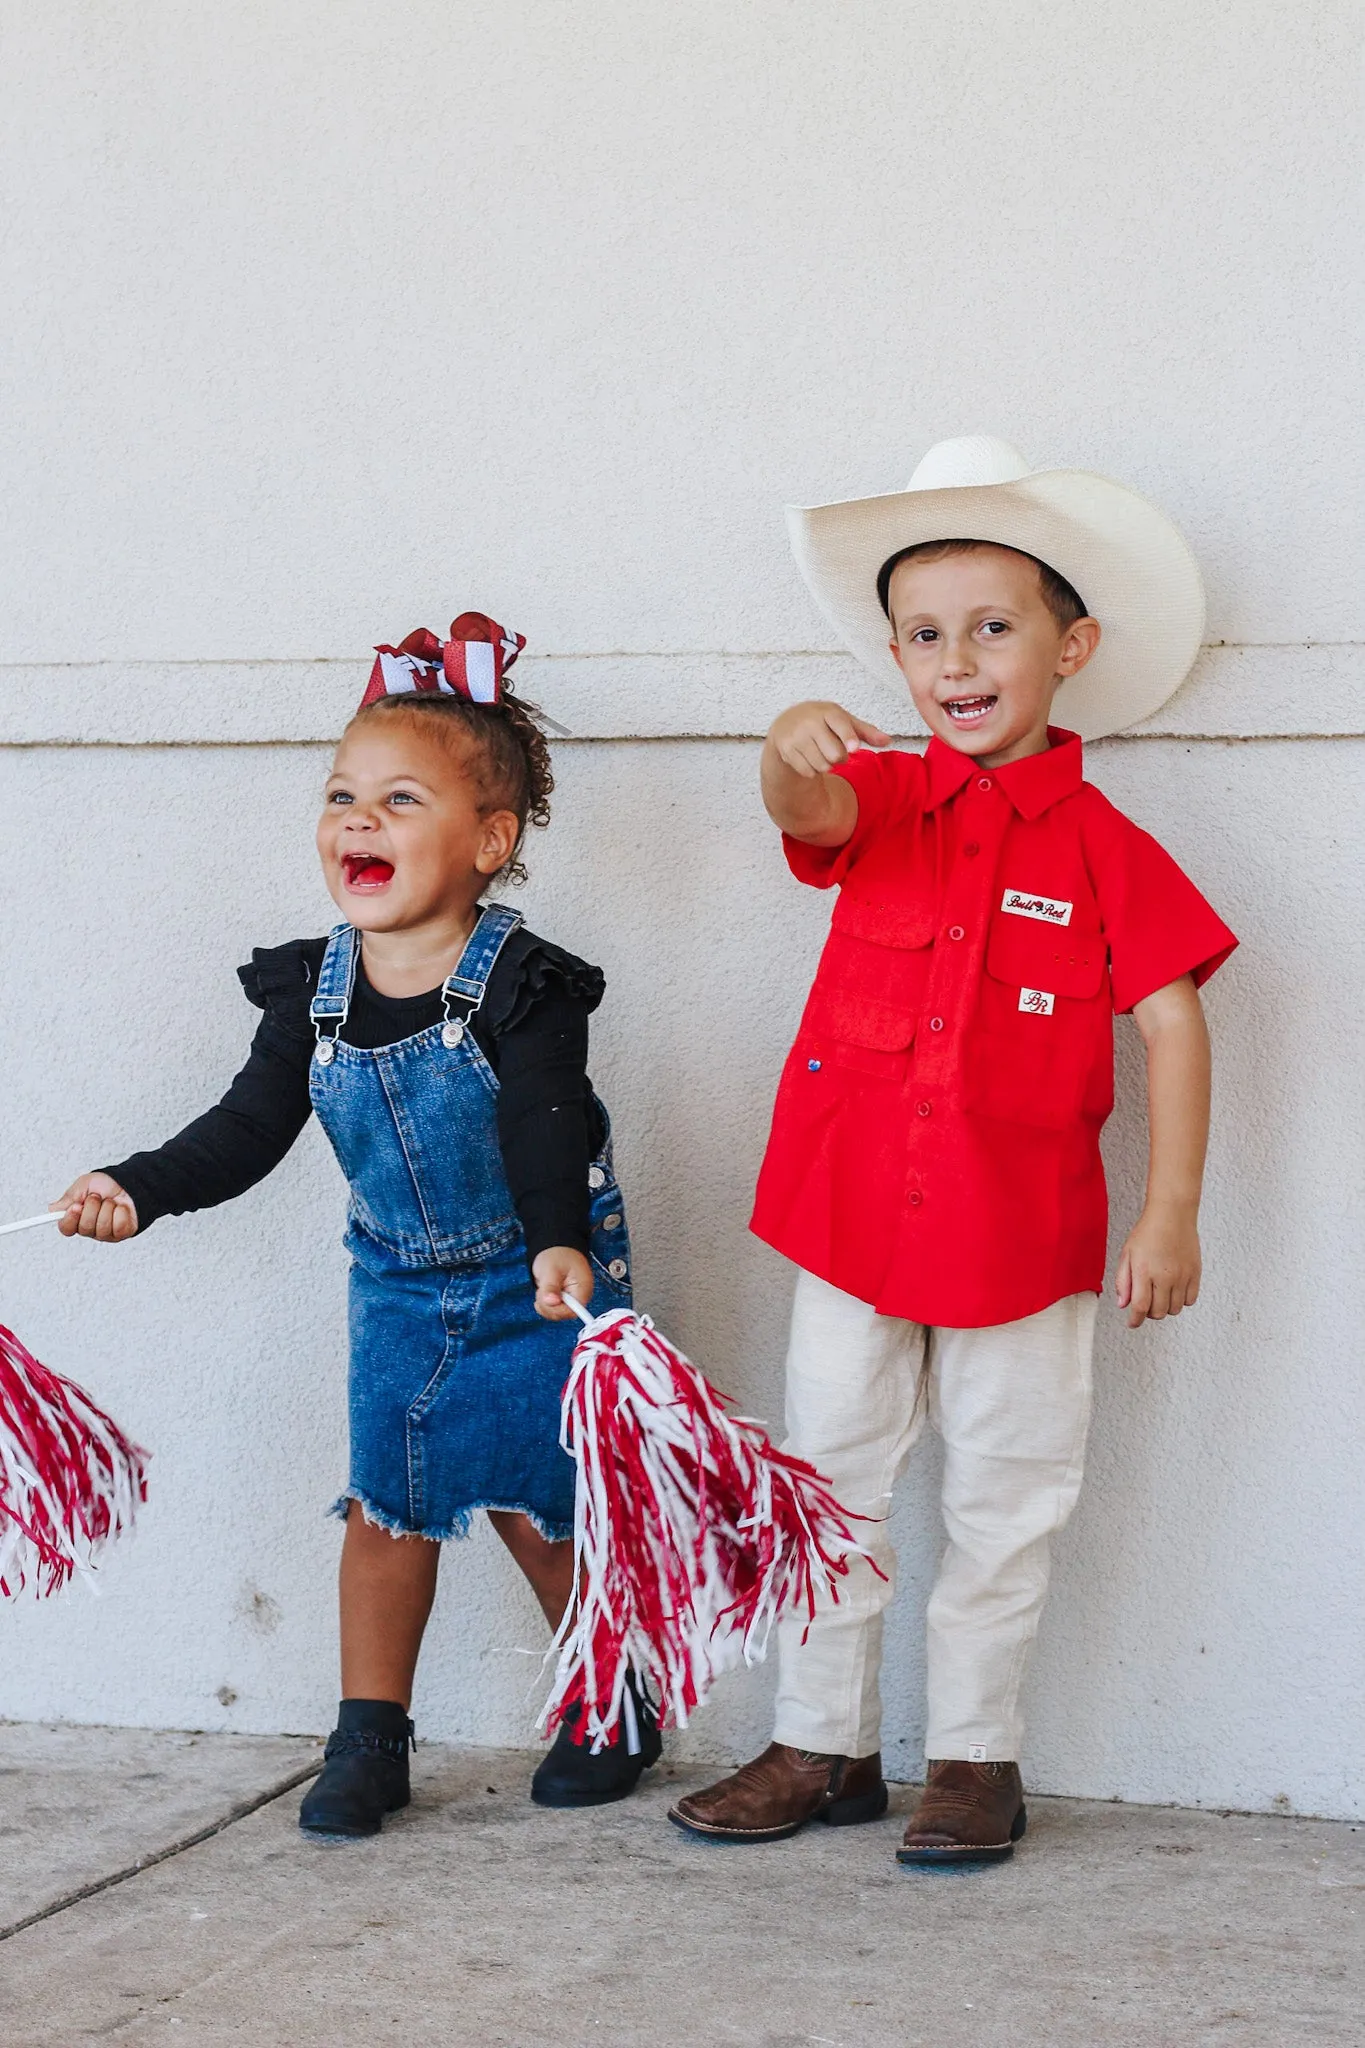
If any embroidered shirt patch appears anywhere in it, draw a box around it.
[1019,987,1055,1016]
[1001,888,1073,926]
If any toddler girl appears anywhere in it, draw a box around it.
[55,614,659,1835]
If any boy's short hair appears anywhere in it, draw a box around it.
[877,538,1089,631]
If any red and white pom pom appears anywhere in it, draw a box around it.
[0,1320,149,1599]
[539,1302,871,1753]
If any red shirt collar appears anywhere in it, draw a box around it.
[922,727,1083,821]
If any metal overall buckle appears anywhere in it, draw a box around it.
[440,987,480,1048]
[312,1011,344,1065]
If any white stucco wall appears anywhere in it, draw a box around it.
[2,3,1361,1818]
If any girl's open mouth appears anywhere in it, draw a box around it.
[944,694,998,726]
[342,853,395,892]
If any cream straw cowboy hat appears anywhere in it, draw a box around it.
[786,435,1205,741]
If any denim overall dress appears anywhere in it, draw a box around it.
[308,903,631,1542]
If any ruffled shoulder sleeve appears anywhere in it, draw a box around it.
[482,927,605,1035]
[236,938,329,1035]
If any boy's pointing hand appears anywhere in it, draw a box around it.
[768,701,892,779]
[53,1172,140,1242]
[762,702,889,845]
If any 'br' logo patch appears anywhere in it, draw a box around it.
[1019,988,1056,1016]
[1001,888,1073,926]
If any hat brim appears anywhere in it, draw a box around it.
[787,469,1204,741]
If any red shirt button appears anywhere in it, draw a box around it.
[916,1099,932,1117]
[963,841,980,858]
[908,1190,923,1207]
[929,1016,945,1032]
[948,924,965,942]
[977,776,993,791]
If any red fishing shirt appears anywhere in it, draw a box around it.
[751,729,1237,1329]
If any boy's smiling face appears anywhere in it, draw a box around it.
[887,544,1100,767]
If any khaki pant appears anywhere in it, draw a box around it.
[773,1270,1097,1762]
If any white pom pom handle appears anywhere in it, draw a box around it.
[0,1212,63,1239]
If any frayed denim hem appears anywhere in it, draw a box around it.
[329,1490,572,1544]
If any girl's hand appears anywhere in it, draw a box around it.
[767,701,892,780]
[532,1247,593,1322]
[53,1173,140,1242]
[1115,1202,1200,1328]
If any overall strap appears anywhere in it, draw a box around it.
[441,904,525,1027]
[309,924,359,1060]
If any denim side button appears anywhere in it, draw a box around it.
[588,1165,606,1190]
[608,1258,628,1281]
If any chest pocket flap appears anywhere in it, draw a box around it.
[986,914,1107,1001]
[806,894,938,1052]
[832,892,939,952]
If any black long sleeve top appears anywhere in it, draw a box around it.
[106,928,607,1265]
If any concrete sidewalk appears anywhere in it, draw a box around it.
[0,1726,1361,2046]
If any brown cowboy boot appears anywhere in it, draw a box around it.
[668,1742,888,1843]
[896,1759,1027,1866]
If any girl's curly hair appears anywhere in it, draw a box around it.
[348,687,554,887]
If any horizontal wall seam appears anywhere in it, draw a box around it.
[3,642,1358,666]
[1,644,1360,744]
[0,731,1355,753]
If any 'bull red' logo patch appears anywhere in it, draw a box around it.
[1001,888,1073,926]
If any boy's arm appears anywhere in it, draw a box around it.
[761,701,891,846]
[1116,973,1211,1327]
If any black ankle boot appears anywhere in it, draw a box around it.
[531,1674,662,1809]
[299,1699,415,1838]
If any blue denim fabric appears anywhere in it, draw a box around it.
[308,905,631,1540]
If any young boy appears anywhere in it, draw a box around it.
[669,436,1237,1864]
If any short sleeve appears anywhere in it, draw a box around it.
[1084,801,1238,1015]
[782,749,923,890]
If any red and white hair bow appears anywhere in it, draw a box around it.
[361,612,527,710]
